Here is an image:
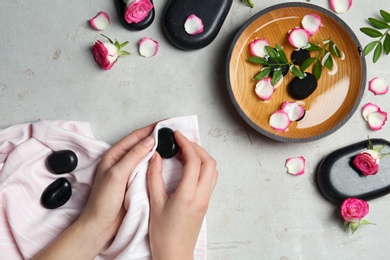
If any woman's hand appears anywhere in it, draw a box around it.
[33,123,156,259]
[147,131,218,260]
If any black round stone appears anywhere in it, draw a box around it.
[288,73,318,100]
[267,57,289,76]
[291,49,310,66]
[156,128,180,159]
[47,150,78,174]
[41,178,72,209]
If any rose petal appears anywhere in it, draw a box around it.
[367,110,387,130]
[255,77,275,101]
[184,14,204,35]
[288,27,310,49]
[90,11,110,31]
[269,110,290,132]
[281,101,305,121]
[301,14,322,35]
[249,38,271,58]
[139,37,159,57]
[369,77,389,95]
[362,102,380,121]
[329,0,352,14]
[286,156,306,175]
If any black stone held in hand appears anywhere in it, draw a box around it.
[156,127,180,159]
[41,177,72,209]
[46,150,78,174]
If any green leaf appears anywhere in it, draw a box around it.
[275,44,288,63]
[101,34,114,44]
[323,53,333,70]
[380,10,390,23]
[313,59,322,80]
[350,222,360,234]
[300,57,317,72]
[118,50,131,57]
[373,41,383,63]
[254,67,271,81]
[265,46,279,62]
[119,41,129,49]
[360,219,375,225]
[360,27,383,38]
[290,65,305,79]
[384,33,390,55]
[363,41,379,56]
[272,68,283,85]
[368,17,390,29]
[248,57,269,65]
[305,43,323,52]
[329,41,341,57]
[242,0,254,8]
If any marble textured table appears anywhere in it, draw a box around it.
[1,0,390,259]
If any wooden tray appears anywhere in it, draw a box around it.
[226,3,366,142]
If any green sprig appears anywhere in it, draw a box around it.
[242,0,254,8]
[360,10,390,63]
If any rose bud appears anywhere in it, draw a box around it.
[353,152,379,176]
[125,0,154,24]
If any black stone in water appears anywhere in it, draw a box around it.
[317,139,390,205]
[288,73,318,100]
[267,57,288,76]
[291,49,310,66]
[163,0,232,50]
[156,128,180,158]
[47,150,78,174]
[114,0,155,31]
[41,178,72,209]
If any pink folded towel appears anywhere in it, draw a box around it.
[0,116,206,259]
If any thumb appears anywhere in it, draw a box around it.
[147,152,168,208]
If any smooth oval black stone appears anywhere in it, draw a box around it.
[114,0,155,31]
[291,49,310,66]
[317,139,390,205]
[47,150,78,174]
[156,128,180,158]
[41,178,72,209]
[267,57,289,76]
[288,73,318,100]
[163,0,232,50]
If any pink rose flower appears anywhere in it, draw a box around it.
[353,152,379,176]
[92,40,119,70]
[124,0,154,24]
[341,198,369,223]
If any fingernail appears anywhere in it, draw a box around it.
[142,136,154,147]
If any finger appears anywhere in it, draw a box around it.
[191,143,218,195]
[147,152,168,208]
[174,131,202,196]
[99,123,156,172]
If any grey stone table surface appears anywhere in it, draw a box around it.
[1,0,390,259]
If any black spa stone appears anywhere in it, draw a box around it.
[291,49,310,66]
[156,128,179,158]
[41,178,72,209]
[163,0,232,50]
[288,73,317,100]
[317,139,390,205]
[47,150,78,174]
[267,57,289,76]
[115,0,155,31]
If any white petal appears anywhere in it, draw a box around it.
[255,77,275,101]
[362,102,379,121]
[249,38,271,58]
[269,110,290,132]
[90,11,110,31]
[184,14,204,35]
[281,101,305,121]
[367,110,387,130]
[286,156,306,175]
[139,37,159,58]
[329,0,352,14]
[288,28,310,49]
[301,14,322,35]
[369,77,389,95]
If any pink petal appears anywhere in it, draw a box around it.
[269,110,291,132]
[139,37,159,58]
[329,0,352,14]
[90,11,110,31]
[288,27,310,49]
[367,110,387,130]
[281,101,305,121]
[250,38,271,58]
[301,14,322,35]
[369,77,389,95]
[255,77,275,101]
[362,102,380,121]
[184,14,204,35]
[286,156,306,175]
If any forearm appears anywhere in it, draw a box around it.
[32,219,107,260]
